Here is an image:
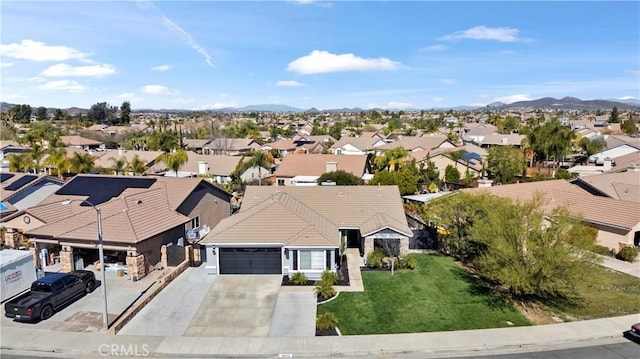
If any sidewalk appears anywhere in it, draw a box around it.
[597,254,640,278]
[1,314,638,358]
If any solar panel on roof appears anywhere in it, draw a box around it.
[55,176,156,206]
[0,173,15,183]
[3,175,38,191]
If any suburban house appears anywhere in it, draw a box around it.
[570,167,640,203]
[273,154,371,186]
[203,138,261,156]
[461,123,499,144]
[93,149,164,175]
[199,185,413,279]
[411,145,485,180]
[330,136,387,155]
[58,135,105,151]
[463,179,640,251]
[588,144,640,164]
[476,134,525,148]
[374,135,456,155]
[0,141,29,172]
[9,175,232,280]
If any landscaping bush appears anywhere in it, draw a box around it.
[592,245,614,257]
[290,272,308,285]
[616,246,638,263]
[398,254,418,270]
[316,312,339,331]
[366,247,387,268]
[314,280,337,301]
[321,270,339,285]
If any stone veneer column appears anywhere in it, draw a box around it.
[193,244,201,264]
[399,237,409,256]
[160,245,168,268]
[59,246,74,273]
[126,253,147,280]
[363,237,374,258]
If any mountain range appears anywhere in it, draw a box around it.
[1,97,638,115]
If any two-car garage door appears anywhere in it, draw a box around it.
[218,247,282,274]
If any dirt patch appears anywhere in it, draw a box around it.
[514,301,561,325]
[52,311,117,332]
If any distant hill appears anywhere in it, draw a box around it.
[492,97,639,110]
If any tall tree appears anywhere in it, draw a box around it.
[621,119,638,135]
[120,101,131,125]
[159,149,188,177]
[69,152,95,174]
[53,109,65,121]
[127,154,148,176]
[374,147,409,172]
[43,147,68,178]
[108,157,128,175]
[35,106,48,121]
[609,106,620,123]
[317,170,363,185]
[444,164,460,183]
[486,146,525,184]
[239,151,273,185]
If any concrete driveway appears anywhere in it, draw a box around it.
[119,269,316,337]
[1,267,162,332]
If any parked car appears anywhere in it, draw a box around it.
[630,322,640,340]
[4,271,96,322]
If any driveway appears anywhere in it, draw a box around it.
[119,270,316,337]
[1,266,162,332]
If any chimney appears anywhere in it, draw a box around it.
[118,147,124,157]
[602,157,612,171]
[477,177,493,188]
[326,161,338,173]
[198,161,208,175]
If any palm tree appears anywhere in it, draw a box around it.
[374,147,409,172]
[128,154,148,176]
[241,151,273,185]
[108,157,128,175]
[43,147,68,178]
[159,149,188,177]
[69,152,95,174]
[7,154,29,172]
[27,143,45,174]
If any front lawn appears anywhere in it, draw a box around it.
[317,254,530,335]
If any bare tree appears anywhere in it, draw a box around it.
[378,239,401,275]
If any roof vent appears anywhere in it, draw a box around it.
[132,199,142,205]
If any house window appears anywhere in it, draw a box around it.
[191,216,200,229]
[292,250,298,270]
[277,179,285,186]
[336,149,342,155]
[299,250,324,270]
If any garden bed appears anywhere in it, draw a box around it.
[281,256,350,286]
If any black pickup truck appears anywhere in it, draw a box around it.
[4,270,96,322]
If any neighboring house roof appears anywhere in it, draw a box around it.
[589,144,640,163]
[94,149,164,170]
[0,140,23,150]
[238,186,412,236]
[59,135,103,147]
[465,124,498,136]
[606,151,640,173]
[265,138,298,151]
[205,138,259,153]
[25,188,190,244]
[477,134,525,146]
[376,136,453,152]
[0,173,65,211]
[182,138,212,149]
[331,136,385,152]
[274,154,369,178]
[462,180,640,231]
[204,190,338,247]
[175,152,243,177]
[571,171,640,203]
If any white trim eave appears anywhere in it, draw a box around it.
[362,226,412,238]
[212,243,284,247]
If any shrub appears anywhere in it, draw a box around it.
[592,245,614,257]
[366,247,387,268]
[316,312,338,331]
[616,246,638,263]
[290,272,308,285]
[314,280,337,300]
[321,270,339,285]
[398,255,418,270]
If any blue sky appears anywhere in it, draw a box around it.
[1,1,639,111]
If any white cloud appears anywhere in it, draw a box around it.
[431,97,445,103]
[386,101,414,109]
[141,84,179,95]
[419,45,448,52]
[194,102,236,110]
[137,0,214,67]
[440,79,457,85]
[0,39,90,61]
[37,80,87,92]
[151,64,171,72]
[116,92,137,100]
[618,96,639,100]
[40,63,116,78]
[441,26,524,42]
[493,94,532,104]
[276,80,304,87]
[287,50,401,74]
[0,62,14,68]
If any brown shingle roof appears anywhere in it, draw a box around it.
[376,136,451,152]
[274,154,368,178]
[59,135,103,146]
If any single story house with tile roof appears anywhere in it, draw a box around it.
[15,175,232,279]
[200,185,413,279]
[273,154,371,186]
[570,169,640,203]
[476,134,525,147]
[204,138,260,156]
[375,135,455,154]
[330,136,387,155]
[59,135,104,151]
[462,180,640,251]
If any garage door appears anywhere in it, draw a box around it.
[218,247,282,274]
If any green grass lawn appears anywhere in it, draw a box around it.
[541,263,640,320]
[317,254,530,335]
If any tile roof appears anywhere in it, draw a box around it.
[331,136,383,151]
[172,152,243,176]
[274,154,369,178]
[606,151,640,173]
[573,171,640,203]
[477,134,525,146]
[239,185,412,235]
[376,135,451,152]
[59,135,103,146]
[26,188,190,244]
[463,180,640,230]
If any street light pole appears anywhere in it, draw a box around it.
[62,199,109,331]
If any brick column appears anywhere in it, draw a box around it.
[126,253,147,280]
[59,246,74,273]
[193,244,201,264]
